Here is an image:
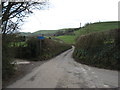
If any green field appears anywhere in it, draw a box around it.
[75,21,118,36]
[56,21,119,44]
[56,35,76,44]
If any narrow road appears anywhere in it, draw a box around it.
[7,46,118,88]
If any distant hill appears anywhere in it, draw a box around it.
[33,30,58,35]
[20,32,32,36]
[20,21,119,44]
[20,28,80,36]
[56,21,119,44]
[19,30,57,36]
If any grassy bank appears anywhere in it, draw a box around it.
[56,21,118,44]
[73,29,119,70]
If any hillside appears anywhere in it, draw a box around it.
[75,21,118,36]
[33,30,58,35]
[20,21,119,44]
[31,28,78,36]
[20,29,70,36]
[56,21,119,44]
[20,32,32,36]
[20,30,58,36]
[55,35,76,44]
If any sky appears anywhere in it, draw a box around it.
[21,0,119,33]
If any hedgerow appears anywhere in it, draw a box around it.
[73,29,120,70]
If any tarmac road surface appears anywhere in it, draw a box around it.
[7,46,118,88]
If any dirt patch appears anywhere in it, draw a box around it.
[3,59,48,88]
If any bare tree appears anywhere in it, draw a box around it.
[1,1,48,35]
[1,1,49,81]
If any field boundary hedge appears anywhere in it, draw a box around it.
[73,29,119,70]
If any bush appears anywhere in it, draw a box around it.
[40,39,71,60]
[14,37,71,60]
[73,29,120,70]
[2,34,16,80]
[2,35,71,81]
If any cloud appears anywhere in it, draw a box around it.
[21,0,119,32]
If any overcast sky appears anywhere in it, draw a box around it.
[21,0,119,33]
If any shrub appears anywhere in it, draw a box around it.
[2,34,16,80]
[73,29,120,70]
[14,37,71,60]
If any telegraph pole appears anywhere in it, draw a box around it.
[80,23,81,28]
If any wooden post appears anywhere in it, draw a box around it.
[40,39,42,56]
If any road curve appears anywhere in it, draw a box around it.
[7,46,118,88]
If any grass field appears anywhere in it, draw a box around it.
[56,21,119,44]
[56,35,76,44]
[75,21,118,37]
